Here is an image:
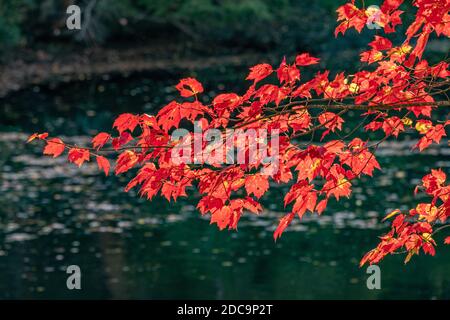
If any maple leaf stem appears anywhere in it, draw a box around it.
[432,224,450,236]
[284,100,450,111]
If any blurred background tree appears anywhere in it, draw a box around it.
[0,0,29,48]
[0,0,445,95]
[0,0,340,52]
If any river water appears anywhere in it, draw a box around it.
[0,68,449,299]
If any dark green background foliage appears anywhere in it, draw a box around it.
[0,0,339,49]
[0,0,28,48]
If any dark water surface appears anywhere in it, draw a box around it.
[0,68,449,299]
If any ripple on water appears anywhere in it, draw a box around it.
[5,233,36,242]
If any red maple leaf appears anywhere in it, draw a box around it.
[323,165,352,200]
[27,132,48,143]
[113,113,139,134]
[157,101,182,132]
[246,63,273,83]
[115,150,139,175]
[295,53,320,66]
[197,196,224,215]
[274,212,295,241]
[245,174,269,198]
[210,206,232,230]
[175,78,204,98]
[43,138,65,158]
[213,93,241,112]
[92,132,111,150]
[318,112,344,140]
[96,156,110,176]
[369,36,393,51]
[68,148,90,167]
[277,57,300,84]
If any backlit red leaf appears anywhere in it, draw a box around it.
[175,78,204,98]
[43,138,65,158]
[92,132,111,150]
[96,156,110,176]
[68,148,90,167]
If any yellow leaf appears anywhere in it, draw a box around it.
[401,117,413,126]
[382,209,401,222]
[349,83,360,94]
[404,251,414,264]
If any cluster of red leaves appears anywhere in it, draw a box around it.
[28,0,450,266]
[361,169,450,265]
[336,0,450,61]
